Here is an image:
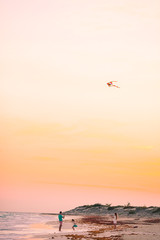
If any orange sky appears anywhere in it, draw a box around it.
[1,0,160,212]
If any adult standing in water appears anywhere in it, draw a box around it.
[58,211,65,231]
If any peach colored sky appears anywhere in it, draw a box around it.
[0,0,160,212]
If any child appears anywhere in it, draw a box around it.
[72,219,78,230]
[113,213,118,229]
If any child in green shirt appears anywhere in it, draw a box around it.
[72,219,78,230]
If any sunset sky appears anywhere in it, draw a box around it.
[1,0,160,213]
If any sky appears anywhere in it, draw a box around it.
[0,0,160,213]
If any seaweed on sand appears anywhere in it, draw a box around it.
[80,215,112,225]
[65,235,122,240]
[144,218,160,223]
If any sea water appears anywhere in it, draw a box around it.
[0,211,60,240]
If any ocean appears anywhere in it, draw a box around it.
[0,211,63,240]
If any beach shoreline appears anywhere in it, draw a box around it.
[30,215,160,240]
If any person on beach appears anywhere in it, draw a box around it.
[72,219,78,230]
[113,213,118,229]
[58,211,65,231]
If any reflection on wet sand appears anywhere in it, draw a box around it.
[30,223,53,229]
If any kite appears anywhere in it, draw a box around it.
[107,81,120,88]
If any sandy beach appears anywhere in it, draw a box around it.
[30,215,160,240]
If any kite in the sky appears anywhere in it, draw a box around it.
[107,81,120,88]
